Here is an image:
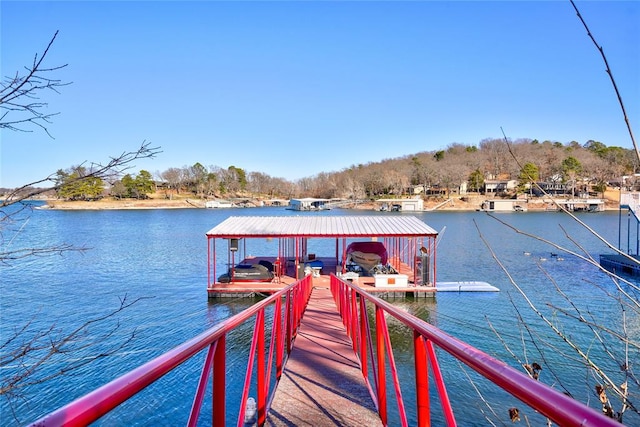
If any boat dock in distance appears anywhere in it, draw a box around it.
[206,215,498,298]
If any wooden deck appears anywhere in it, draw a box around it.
[266,282,383,426]
[208,257,436,298]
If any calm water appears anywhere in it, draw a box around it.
[1,204,636,425]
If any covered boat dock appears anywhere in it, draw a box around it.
[206,216,439,298]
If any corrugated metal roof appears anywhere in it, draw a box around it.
[205,216,438,238]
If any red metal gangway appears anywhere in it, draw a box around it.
[31,274,620,426]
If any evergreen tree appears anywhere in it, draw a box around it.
[518,162,540,194]
[467,169,484,193]
[121,174,136,198]
[561,156,582,197]
[56,167,104,201]
[134,170,155,198]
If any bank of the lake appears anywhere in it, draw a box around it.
[40,189,620,211]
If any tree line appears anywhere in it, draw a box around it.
[49,138,636,201]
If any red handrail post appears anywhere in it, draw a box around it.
[292,288,299,341]
[375,306,388,425]
[213,335,226,426]
[359,296,369,380]
[426,339,456,426]
[350,288,358,354]
[414,332,430,427]
[275,297,284,380]
[257,311,266,426]
[285,291,292,355]
[188,341,217,427]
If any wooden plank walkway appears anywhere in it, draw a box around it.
[266,283,383,426]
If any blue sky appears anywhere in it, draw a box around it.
[1,1,639,188]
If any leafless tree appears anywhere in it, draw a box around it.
[0,32,157,420]
[479,138,511,177]
[159,167,184,198]
[0,295,147,421]
[247,171,270,195]
[473,4,640,422]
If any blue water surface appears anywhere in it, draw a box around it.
[1,204,636,426]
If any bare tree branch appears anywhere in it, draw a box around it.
[474,218,638,417]
[0,295,151,423]
[0,33,162,424]
[487,213,640,299]
[1,140,162,209]
[569,0,639,162]
[0,30,70,138]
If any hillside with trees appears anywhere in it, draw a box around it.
[12,137,632,206]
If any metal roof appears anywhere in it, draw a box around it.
[205,216,438,238]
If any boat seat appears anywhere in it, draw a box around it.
[258,259,274,271]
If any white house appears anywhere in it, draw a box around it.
[484,180,517,193]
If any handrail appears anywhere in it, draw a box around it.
[330,275,621,427]
[29,276,313,427]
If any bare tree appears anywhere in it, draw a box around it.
[569,0,639,162]
[479,4,640,421]
[0,295,147,421]
[159,167,184,198]
[0,32,158,420]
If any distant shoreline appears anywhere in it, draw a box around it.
[42,197,207,210]
[40,196,619,212]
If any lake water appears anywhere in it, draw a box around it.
[1,204,636,425]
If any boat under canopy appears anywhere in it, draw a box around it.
[346,241,388,273]
[218,261,275,283]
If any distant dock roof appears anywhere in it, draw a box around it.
[206,216,438,238]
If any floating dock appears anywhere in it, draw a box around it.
[436,281,500,292]
[206,216,441,299]
[600,254,640,277]
[206,216,498,299]
[207,256,438,298]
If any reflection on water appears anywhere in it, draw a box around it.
[1,206,637,425]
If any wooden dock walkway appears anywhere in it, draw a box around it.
[266,281,382,426]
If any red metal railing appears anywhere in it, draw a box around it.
[30,273,621,426]
[330,275,621,427]
[29,276,313,427]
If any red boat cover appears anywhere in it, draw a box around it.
[346,241,388,265]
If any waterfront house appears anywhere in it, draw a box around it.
[483,179,517,194]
